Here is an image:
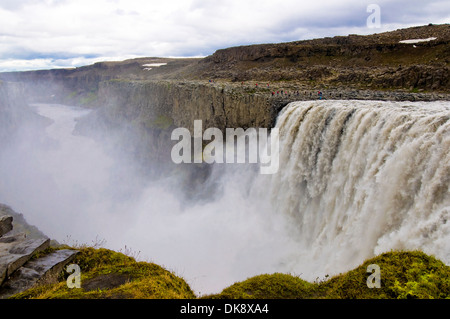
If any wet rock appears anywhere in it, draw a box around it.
[0,204,48,240]
[0,249,78,299]
[0,215,13,237]
[0,233,26,244]
[0,237,50,284]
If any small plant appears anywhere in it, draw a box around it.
[119,244,141,260]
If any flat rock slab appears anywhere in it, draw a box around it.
[0,249,79,299]
[0,216,13,237]
[82,273,133,292]
[0,237,50,284]
[0,233,26,244]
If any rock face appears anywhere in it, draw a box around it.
[0,204,48,240]
[0,216,12,237]
[0,249,78,299]
[0,57,200,107]
[74,79,276,183]
[0,81,50,148]
[95,80,274,133]
[0,214,78,299]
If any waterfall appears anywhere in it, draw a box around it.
[0,100,448,294]
[258,100,450,278]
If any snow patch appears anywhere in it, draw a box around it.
[142,63,167,67]
[142,62,167,71]
[399,37,437,44]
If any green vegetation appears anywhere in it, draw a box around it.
[320,250,450,299]
[80,91,98,106]
[146,114,174,130]
[8,248,450,299]
[66,91,78,100]
[108,78,132,83]
[205,251,450,299]
[11,246,195,299]
[205,273,316,299]
[151,114,174,130]
[132,114,174,131]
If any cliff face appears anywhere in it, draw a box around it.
[0,57,201,107]
[0,81,48,145]
[96,80,273,132]
[73,80,276,187]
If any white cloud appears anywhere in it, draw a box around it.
[0,0,448,71]
[0,55,140,72]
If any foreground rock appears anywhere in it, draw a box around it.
[0,214,78,299]
[0,236,50,285]
[0,249,78,299]
[0,216,12,237]
[10,247,196,299]
[0,204,48,240]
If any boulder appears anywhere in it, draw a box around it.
[0,216,13,237]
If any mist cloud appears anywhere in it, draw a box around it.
[0,103,299,295]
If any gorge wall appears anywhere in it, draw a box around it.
[0,81,48,145]
[95,80,274,131]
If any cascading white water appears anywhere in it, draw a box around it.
[0,100,448,295]
[256,100,450,280]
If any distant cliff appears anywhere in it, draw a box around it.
[0,81,48,145]
[95,80,274,131]
[190,24,449,90]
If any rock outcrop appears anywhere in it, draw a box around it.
[0,204,48,240]
[0,214,78,299]
[0,216,12,237]
[194,24,450,91]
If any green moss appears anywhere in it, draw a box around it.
[10,247,195,299]
[108,78,132,83]
[80,91,98,105]
[149,114,174,130]
[206,251,450,299]
[8,248,450,300]
[320,251,450,299]
[205,273,315,299]
[66,91,78,100]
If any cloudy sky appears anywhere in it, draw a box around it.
[0,0,448,72]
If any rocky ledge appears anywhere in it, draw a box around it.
[0,215,78,299]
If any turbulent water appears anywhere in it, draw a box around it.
[257,100,450,280]
[0,100,449,295]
